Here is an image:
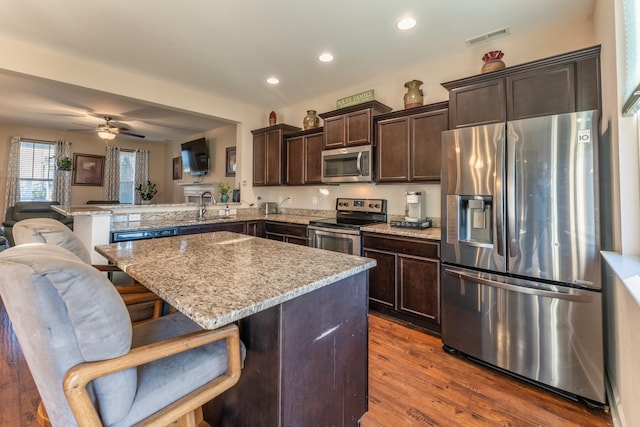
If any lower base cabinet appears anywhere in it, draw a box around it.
[362,232,440,332]
[264,221,308,246]
[179,221,246,235]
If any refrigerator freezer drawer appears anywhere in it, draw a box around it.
[441,265,605,404]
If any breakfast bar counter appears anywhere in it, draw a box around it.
[95,231,375,426]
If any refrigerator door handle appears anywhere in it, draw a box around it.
[506,128,518,258]
[443,268,593,303]
[495,134,505,257]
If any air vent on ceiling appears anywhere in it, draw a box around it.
[465,27,511,47]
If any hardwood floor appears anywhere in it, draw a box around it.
[0,298,612,427]
[362,314,612,427]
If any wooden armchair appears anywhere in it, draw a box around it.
[0,244,244,427]
[12,217,163,324]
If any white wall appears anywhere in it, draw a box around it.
[164,124,238,203]
[0,122,167,216]
[594,0,640,425]
[252,17,596,218]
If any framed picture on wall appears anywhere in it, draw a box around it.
[72,153,105,186]
[172,156,182,180]
[226,147,236,177]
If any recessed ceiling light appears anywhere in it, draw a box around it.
[319,52,334,63]
[266,77,279,85]
[396,17,416,31]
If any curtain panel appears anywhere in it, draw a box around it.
[104,146,120,201]
[4,136,21,208]
[134,150,150,205]
[53,140,72,206]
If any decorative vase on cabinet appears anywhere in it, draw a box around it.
[404,80,424,109]
[481,51,506,74]
[303,110,320,130]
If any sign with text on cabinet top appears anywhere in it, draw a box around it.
[336,89,375,109]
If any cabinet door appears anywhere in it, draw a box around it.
[363,248,396,308]
[286,136,304,185]
[305,133,323,184]
[376,117,409,182]
[285,236,309,246]
[245,221,264,237]
[179,222,246,235]
[398,255,439,322]
[324,116,346,149]
[411,110,447,181]
[265,130,284,185]
[506,63,576,120]
[449,79,506,129]
[346,109,372,146]
[253,133,267,186]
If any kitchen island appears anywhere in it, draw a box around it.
[96,231,375,426]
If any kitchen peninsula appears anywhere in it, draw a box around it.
[96,231,375,426]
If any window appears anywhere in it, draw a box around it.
[623,0,640,115]
[18,140,55,201]
[119,150,136,204]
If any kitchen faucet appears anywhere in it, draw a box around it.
[275,196,291,214]
[198,191,215,219]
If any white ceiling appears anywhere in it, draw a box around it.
[0,0,596,142]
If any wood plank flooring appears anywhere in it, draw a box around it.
[361,314,612,427]
[0,297,612,427]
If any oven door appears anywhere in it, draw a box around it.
[308,226,361,255]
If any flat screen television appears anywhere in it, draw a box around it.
[181,137,209,176]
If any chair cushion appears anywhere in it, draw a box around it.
[12,218,91,264]
[108,313,246,427]
[0,244,136,426]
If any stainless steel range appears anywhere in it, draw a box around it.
[308,198,387,255]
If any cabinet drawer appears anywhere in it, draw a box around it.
[362,233,439,259]
[264,221,308,238]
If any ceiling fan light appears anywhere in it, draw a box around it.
[98,130,116,140]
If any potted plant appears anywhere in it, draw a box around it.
[218,182,231,203]
[136,180,158,202]
[54,156,73,171]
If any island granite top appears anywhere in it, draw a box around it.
[96,231,376,329]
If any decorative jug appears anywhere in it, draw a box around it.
[481,51,506,74]
[303,110,320,130]
[403,80,424,109]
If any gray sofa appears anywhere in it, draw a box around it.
[2,201,73,246]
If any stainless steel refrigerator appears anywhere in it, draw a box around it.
[440,110,605,404]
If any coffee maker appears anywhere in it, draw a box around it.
[391,191,431,229]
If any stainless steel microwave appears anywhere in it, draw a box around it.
[321,145,373,183]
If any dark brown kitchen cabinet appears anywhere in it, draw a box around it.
[375,102,448,183]
[245,220,265,238]
[319,101,392,149]
[179,221,246,235]
[265,221,308,246]
[252,124,300,186]
[362,232,440,332]
[443,45,600,129]
[285,128,323,185]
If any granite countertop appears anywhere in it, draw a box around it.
[110,213,324,232]
[96,231,376,329]
[360,223,441,241]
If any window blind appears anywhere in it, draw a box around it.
[18,140,56,201]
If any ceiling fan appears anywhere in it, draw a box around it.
[73,116,146,140]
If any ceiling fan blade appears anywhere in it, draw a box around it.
[119,130,146,139]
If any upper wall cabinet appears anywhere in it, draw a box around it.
[252,124,301,186]
[319,101,392,149]
[442,45,601,129]
[375,102,448,183]
[285,128,323,185]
